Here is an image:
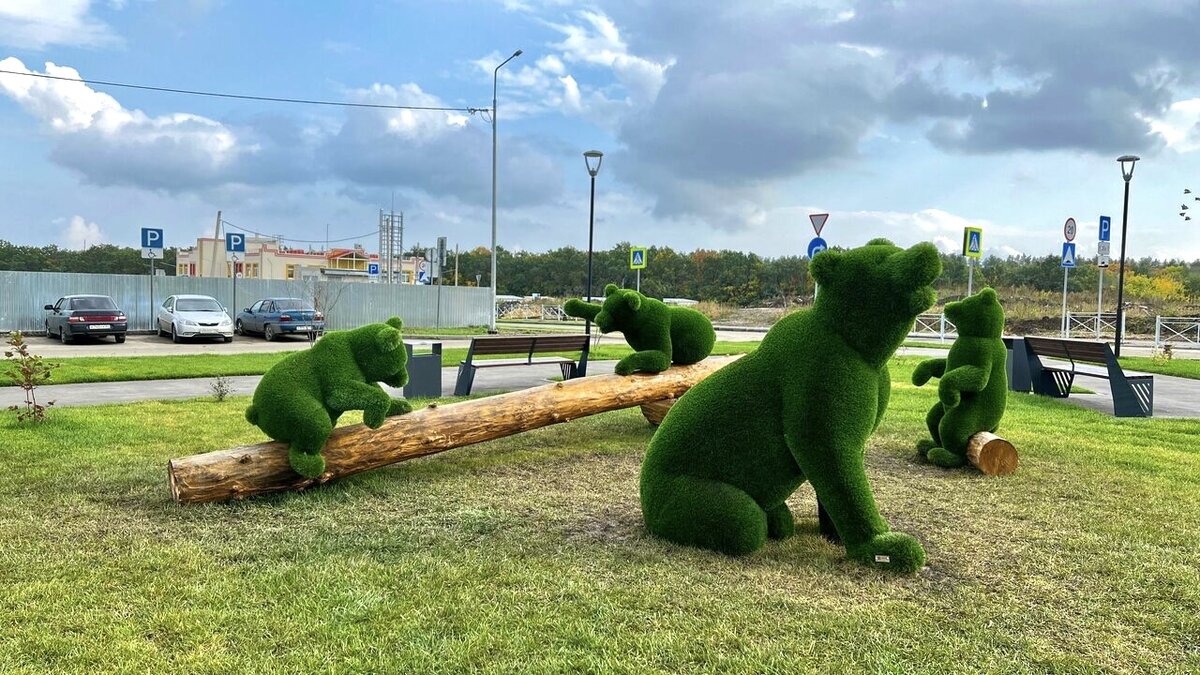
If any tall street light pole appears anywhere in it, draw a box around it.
[1113,154,1139,358]
[490,48,522,334]
[583,150,604,350]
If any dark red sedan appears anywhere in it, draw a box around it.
[44,295,128,344]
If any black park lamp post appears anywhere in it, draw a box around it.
[583,150,603,336]
[1113,154,1139,358]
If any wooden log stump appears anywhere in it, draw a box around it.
[640,398,677,426]
[168,355,741,504]
[966,431,1019,476]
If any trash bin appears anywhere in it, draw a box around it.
[403,341,443,399]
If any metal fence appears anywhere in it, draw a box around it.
[0,271,491,333]
[911,313,956,342]
[1154,316,1200,350]
[1065,312,1123,339]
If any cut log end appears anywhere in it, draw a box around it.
[966,431,1019,476]
[640,398,677,426]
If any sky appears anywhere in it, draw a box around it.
[1,0,1199,263]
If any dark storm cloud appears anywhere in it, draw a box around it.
[580,0,1199,220]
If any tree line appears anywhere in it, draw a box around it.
[5,238,1199,306]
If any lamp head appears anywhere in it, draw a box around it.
[583,150,603,177]
[1117,154,1140,182]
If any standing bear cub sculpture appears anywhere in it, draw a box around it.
[564,284,715,375]
[245,316,413,478]
[912,287,1008,468]
[640,240,941,573]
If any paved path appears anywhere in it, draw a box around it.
[4,347,1196,419]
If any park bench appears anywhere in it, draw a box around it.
[454,334,591,396]
[1021,336,1153,417]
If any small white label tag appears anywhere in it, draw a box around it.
[874,555,891,564]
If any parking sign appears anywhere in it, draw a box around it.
[140,228,163,259]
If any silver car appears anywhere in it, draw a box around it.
[156,294,234,343]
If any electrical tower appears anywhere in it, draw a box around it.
[378,209,404,283]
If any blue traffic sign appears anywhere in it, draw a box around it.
[225,232,245,254]
[1099,215,1111,242]
[807,237,828,259]
[140,228,163,249]
[368,262,380,276]
[1061,242,1077,268]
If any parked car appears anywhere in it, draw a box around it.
[235,297,325,341]
[43,294,128,344]
[156,294,234,343]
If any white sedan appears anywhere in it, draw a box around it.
[156,294,235,343]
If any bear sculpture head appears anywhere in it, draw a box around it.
[944,287,1004,338]
[594,283,648,334]
[347,316,410,386]
[810,238,942,320]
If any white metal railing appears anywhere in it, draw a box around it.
[1065,312,1122,339]
[911,313,956,342]
[1154,316,1200,350]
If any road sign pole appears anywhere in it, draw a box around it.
[967,258,974,296]
[232,256,237,324]
[149,255,154,332]
[1096,266,1104,338]
[636,268,641,293]
[1061,268,1070,337]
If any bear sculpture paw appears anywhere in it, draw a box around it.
[849,532,926,573]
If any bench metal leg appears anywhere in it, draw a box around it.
[454,365,476,397]
[1032,369,1073,398]
[1111,376,1153,417]
[560,362,576,381]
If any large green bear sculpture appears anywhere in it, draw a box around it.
[245,317,413,478]
[912,287,1008,468]
[564,284,715,375]
[640,240,941,573]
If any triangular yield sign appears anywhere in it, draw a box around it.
[809,213,829,236]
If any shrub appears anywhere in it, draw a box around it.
[4,331,57,423]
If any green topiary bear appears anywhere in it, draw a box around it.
[640,240,941,573]
[563,284,715,375]
[245,316,413,478]
[912,287,1008,468]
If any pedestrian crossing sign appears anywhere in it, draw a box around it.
[962,227,983,259]
[1061,242,1076,268]
[630,246,647,270]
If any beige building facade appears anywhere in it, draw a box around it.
[176,236,420,283]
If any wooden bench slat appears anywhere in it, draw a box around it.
[454,333,591,396]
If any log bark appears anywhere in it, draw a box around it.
[966,431,1019,476]
[640,398,677,426]
[168,356,742,504]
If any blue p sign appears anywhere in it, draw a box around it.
[1098,216,1111,242]
[141,228,163,249]
[225,232,245,253]
[368,263,380,276]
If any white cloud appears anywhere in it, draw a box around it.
[547,10,674,104]
[60,215,105,249]
[0,58,305,191]
[0,0,119,49]
[1145,98,1200,153]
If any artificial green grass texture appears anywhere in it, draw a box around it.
[911,288,1009,468]
[245,318,412,478]
[641,240,942,571]
[19,341,760,386]
[2,359,1199,672]
[565,284,716,375]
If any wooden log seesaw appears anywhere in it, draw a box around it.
[168,356,742,504]
[641,400,1019,477]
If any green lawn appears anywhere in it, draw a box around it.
[1118,355,1200,380]
[1,358,1198,672]
[8,341,762,386]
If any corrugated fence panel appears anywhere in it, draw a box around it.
[0,271,491,333]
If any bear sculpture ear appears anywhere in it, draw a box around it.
[979,287,998,302]
[809,250,839,283]
[866,237,895,246]
[624,291,642,311]
[386,316,404,330]
[376,325,403,352]
[604,283,620,297]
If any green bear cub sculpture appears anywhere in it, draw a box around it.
[564,284,715,375]
[640,240,941,573]
[912,288,1008,468]
[245,316,413,478]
